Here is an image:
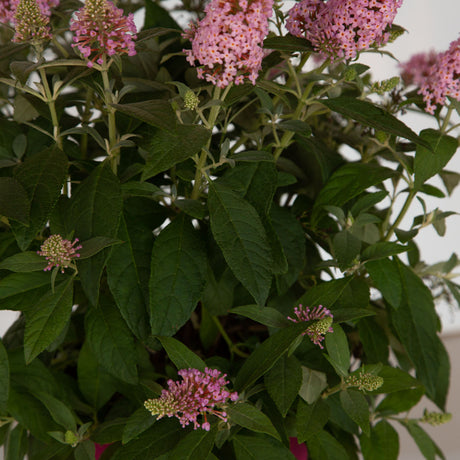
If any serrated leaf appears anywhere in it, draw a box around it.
[0,251,48,272]
[340,390,370,436]
[142,125,210,180]
[0,177,30,226]
[111,100,177,130]
[85,296,138,385]
[298,367,328,404]
[157,336,205,371]
[233,434,296,460]
[122,407,157,445]
[265,354,302,416]
[226,403,280,440]
[230,305,290,328]
[77,341,118,410]
[68,162,122,306]
[0,340,9,413]
[10,147,67,249]
[168,427,216,460]
[325,324,350,378]
[208,182,273,306]
[296,398,330,442]
[149,215,206,336]
[24,276,74,363]
[360,420,399,460]
[320,97,431,148]
[414,129,458,189]
[235,322,308,391]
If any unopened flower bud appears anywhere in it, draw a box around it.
[64,430,78,447]
[346,371,384,391]
[37,234,82,273]
[420,409,452,426]
[184,91,199,111]
[343,67,357,82]
[13,0,52,44]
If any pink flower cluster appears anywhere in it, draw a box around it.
[144,368,238,431]
[404,37,460,114]
[37,234,82,273]
[182,0,273,88]
[70,0,137,68]
[286,0,403,60]
[288,304,334,348]
[0,0,57,24]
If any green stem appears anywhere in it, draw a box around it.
[384,189,416,241]
[212,316,249,358]
[100,59,118,174]
[440,105,454,134]
[39,67,62,149]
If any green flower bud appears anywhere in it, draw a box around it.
[346,371,384,392]
[184,91,199,111]
[420,409,452,426]
[64,430,79,447]
[343,67,357,82]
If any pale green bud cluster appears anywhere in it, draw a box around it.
[307,316,333,338]
[342,67,357,82]
[346,372,384,391]
[420,409,452,426]
[64,430,79,447]
[371,77,400,95]
[184,91,199,111]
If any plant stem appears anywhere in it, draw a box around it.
[212,316,249,358]
[384,189,416,241]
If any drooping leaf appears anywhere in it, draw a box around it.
[400,421,445,460]
[11,147,68,250]
[85,296,138,385]
[67,162,122,306]
[325,324,350,378]
[157,336,206,371]
[340,390,370,436]
[33,390,77,432]
[142,125,210,180]
[0,177,30,226]
[265,354,302,416]
[298,367,328,404]
[208,181,273,306]
[149,215,206,336]
[24,276,74,364]
[226,403,280,440]
[414,129,458,189]
[360,420,399,460]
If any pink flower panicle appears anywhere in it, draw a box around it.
[399,50,438,87]
[70,0,137,68]
[1,0,57,24]
[418,37,460,114]
[144,368,239,431]
[37,234,82,273]
[182,0,274,88]
[286,0,403,61]
[288,304,334,348]
[12,0,53,43]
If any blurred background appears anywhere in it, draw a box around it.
[1,0,459,458]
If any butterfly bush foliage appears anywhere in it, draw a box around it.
[0,0,458,458]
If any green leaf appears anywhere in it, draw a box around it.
[157,336,205,371]
[0,251,48,272]
[33,391,77,432]
[263,35,314,52]
[230,305,290,328]
[77,342,118,410]
[360,420,399,460]
[85,296,138,385]
[0,177,30,226]
[226,403,280,440]
[366,258,402,309]
[122,407,157,445]
[229,151,275,163]
[4,424,28,460]
[298,276,352,308]
[357,317,389,364]
[174,199,206,219]
[78,237,122,259]
[142,125,210,180]
[340,390,370,436]
[306,429,349,460]
[325,324,350,378]
[0,340,9,413]
[11,147,68,250]
[298,367,328,404]
[333,230,361,268]
[111,419,183,460]
[312,163,396,225]
[390,260,450,409]
[376,386,425,415]
[24,276,74,363]
[320,97,431,148]
[362,242,408,261]
[371,366,422,394]
[414,129,458,189]
[265,354,302,416]
[149,215,206,336]
[168,427,216,460]
[107,199,163,340]
[233,434,296,460]
[235,322,309,391]
[68,162,122,306]
[74,441,96,460]
[401,421,445,460]
[111,100,177,130]
[296,398,330,443]
[208,181,273,306]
